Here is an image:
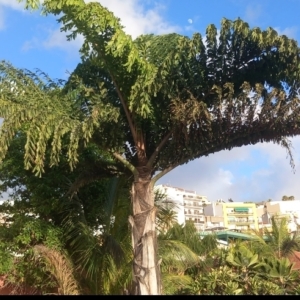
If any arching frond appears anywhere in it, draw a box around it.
[158,239,200,274]
[0,61,119,176]
[33,244,80,295]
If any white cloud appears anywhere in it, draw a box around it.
[252,137,300,199]
[42,28,84,52]
[21,28,84,55]
[0,0,24,10]
[0,7,5,30]
[157,136,300,202]
[3,0,180,39]
[274,26,298,39]
[20,0,180,54]
[21,37,39,52]
[244,3,263,24]
[185,25,194,32]
[0,0,25,30]
[88,0,180,39]
[218,169,234,186]
[188,19,193,24]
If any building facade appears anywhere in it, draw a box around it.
[256,200,300,232]
[222,203,259,231]
[204,202,259,231]
[155,184,209,231]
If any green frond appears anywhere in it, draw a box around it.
[159,239,200,274]
[161,274,193,295]
[0,61,119,176]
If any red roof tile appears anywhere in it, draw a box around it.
[288,251,300,270]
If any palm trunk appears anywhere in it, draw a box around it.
[128,177,161,295]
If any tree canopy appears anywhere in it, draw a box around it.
[1,0,299,179]
[1,0,300,294]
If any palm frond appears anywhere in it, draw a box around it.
[161,274,193,295]
[159,239,200,274]
[33,244,80,295]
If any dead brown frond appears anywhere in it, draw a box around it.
[33,245,80,295]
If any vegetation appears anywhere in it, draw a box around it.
[282,196,295,201]
[1,171,300,295]
[189,244,300,295]
[0,0,300,294]
[0,135,209,294]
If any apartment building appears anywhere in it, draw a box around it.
[155,184,209,231]
[204,202,259,231]
[256,200,300,232]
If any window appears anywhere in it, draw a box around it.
[228,217,235,224]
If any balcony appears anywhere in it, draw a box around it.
[227,211,253,216]
[184,203,204,208]
[184,211,204,216]
[228,219,255,224]
[184,213,204,217]
[194,220,205,224]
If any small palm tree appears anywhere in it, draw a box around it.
[157,207,178,233]
[266,217,300,258]
[154,188,179,233]
[61,176,133,295]
[260,256,299,294]
[249,216,300,259]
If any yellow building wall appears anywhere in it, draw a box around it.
[222,203,259,231]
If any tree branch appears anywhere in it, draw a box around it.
[151,164,177,184]
[109,72,138,146]
[146,131,172,169]
[112,152,138,177]
[95,47,138,147]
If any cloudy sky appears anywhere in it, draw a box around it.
[1,0,300,202]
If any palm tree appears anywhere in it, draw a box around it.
[248,216,300,259]
[156,207,178,233]
[261,256,299,294]
[59,176,133,295]
[157,220,220,294]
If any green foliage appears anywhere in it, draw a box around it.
[2,1,300,179]
[0,62,119,176]
[0,242,13,274]
[159,239,200,275]
[0,176,133,294]
[161,274,194,295]
[189,243,300,295]
[0,214,63,292]
[160,221,218,256]
[282,195,295,201]
[3,0,300,295]
[157,222,219,294]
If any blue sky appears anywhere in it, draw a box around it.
[1,0,300,202]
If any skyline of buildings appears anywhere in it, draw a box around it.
[155,184,300,233]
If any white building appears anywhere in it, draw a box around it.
[155,184,209,231]
[256,200,300,232]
